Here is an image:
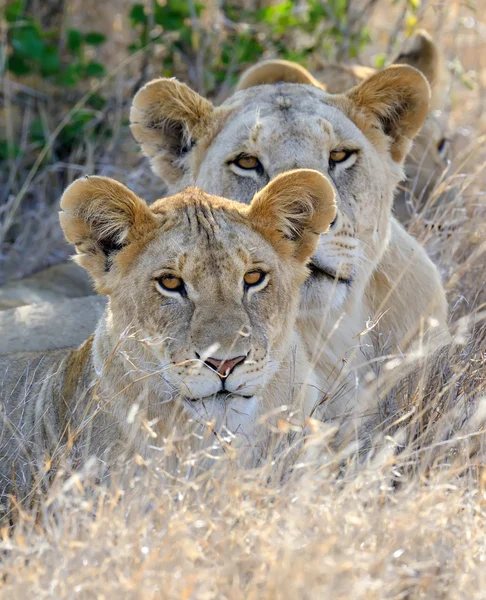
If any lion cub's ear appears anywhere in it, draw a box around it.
[130,78,214,185]
[236,59,323,92]
[346,65,430,163]
[59,177,155,293]
[248,169,336,263]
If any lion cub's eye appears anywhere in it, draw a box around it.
[329,149,352,164]
[156,275,185,294]
[234,155,262,171]
[244,270,266,287]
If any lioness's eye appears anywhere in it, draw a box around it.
[244,270,266,287]
[329,149,352,164]
[157,275,185,293]
[234,155,262,171]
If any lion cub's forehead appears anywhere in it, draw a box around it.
[145,191,274,274]
[151,187,242,214]
[150,190,246,239]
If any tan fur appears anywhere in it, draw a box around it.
[313,64,376,93]
[249,170,336,261]
[129,60,449,426]
[130,78,215,185]
[236,59,324,91]
[242,59,432,163]
[313,30,448,111]
[392,29,448,111]
[0,171,336,513]
[337,65,430,163]
[238,31,451,224]
[0,32,449,318]
[311,29,452,220]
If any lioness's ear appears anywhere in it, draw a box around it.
[248,169,336,262]
[393,30,448,110]
[236,59,323,91]
[346,65,430,163]
[59,177,155,293]
[130,78,214,185]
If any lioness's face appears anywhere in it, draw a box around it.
[192,86,401,312]
[60,170,335,433]
[131,65,430,318]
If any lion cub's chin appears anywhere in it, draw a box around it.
[183,393,258,437]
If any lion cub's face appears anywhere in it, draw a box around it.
[130,65,430,316]
[60,170,335,430]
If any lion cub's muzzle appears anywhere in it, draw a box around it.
[170,346,268,402]
[200,354,247,380]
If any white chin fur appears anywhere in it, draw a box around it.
[184,395,258,436]
[300,277,349,316]
[163,357,273,401]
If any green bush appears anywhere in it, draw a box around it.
[0,0,374,173]
[5,1,106,85]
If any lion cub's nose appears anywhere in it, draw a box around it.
[204,355,247,378]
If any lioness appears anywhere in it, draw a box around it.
[0,169,336,512]
[0,32,447,314]
[130,63,449,417]
[237,30,451,224]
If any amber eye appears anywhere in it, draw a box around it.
[234,155,261,170]
[244,270,266,288]
[157,275,184,293]
[329,149,351,163]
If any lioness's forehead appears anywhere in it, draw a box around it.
[222,83,364,143]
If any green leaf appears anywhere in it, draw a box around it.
[0,139,23,160]
[154,0,192,30]
[67,29,83,53]
[154,11,186,31]
[29,117,46,144]
[84,32,106,46]
[56,64,82,87]
[11,24,45,58]
[60,110,96,144]
[282,49,311,63]
[332,0,348,19]
[87,93,106,110]
[5,0,25,22]
[129,3,147,25]
[39,45,61,75]
[7,53,30,75]
[84,61,105,77]
[235,34,264,64]
[374,53,386,68]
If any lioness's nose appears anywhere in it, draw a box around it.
[204,355,247,378]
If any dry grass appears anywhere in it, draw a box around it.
[1,394,486,599]
[1,0,486,597]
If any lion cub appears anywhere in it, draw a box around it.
[0,169,335,511]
